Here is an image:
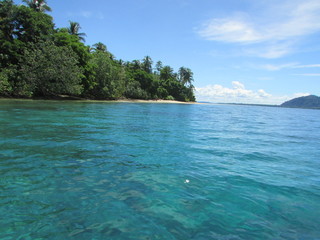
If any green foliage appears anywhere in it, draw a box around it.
[125,81,150,100]
[165,95,174,101]
[67,21,86,42]
[160,66,175,81]
[0,0,16,41]
[53,31,90,67]
[179,67,194,88]
[14,5,54,42]
[19,41,83,97]
[133,70,154,91]
[89,51,125,99]
[0,0,196,101]
[156,87,169,99]
[142,56,153,74]
[155,61,163,74]
[0,1,25,67]
[93,42,107,52]
[53,31,94,94]
[22,0,51,12]
[0,68,14,96]
[0,39,25,67]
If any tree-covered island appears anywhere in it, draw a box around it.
[0,0,196,102]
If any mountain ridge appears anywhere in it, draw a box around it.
[281,95,320,109]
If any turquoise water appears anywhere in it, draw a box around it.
[1,100,320,240]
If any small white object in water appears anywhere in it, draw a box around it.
[184,179,190,183]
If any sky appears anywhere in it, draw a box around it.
[16,0,320,104]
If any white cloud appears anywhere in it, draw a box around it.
[257,89,272,98]
[198,17,261,43]
[294,64,320,68]
[195,81,309,104]
[232,81,245,90]
[260,63,299,71]
[260,63,320,71]
[248,42,294,59]
[293,73,320,77]
[197,0,320,58]
[199,0,320,43]
[292,92,311,98]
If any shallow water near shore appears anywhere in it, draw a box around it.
[1,100,320,239]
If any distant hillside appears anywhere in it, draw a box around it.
[281,95,320,109]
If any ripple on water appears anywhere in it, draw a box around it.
[0,101,320,239]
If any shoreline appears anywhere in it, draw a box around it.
[0,97,203,105]
[113,99,202,104]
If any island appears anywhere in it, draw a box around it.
[281,95,320,109]
[0,0,195,102]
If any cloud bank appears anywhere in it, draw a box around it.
[195,81,309,104]
[197,0,320,58]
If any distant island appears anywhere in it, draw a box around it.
[215,95,320,110]
[0,0,195,102]
[281,95,320,109]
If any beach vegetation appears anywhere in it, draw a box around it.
[0,0,196,101]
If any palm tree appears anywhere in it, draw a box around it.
[93,42,107,52]
[132,60,141,70]
[142,56,153,74]
[178,67,194,88]
[22,0,52,12]
[109,53,115,61]
[155,61,163,74]
[117,59,124,66]
[160,66,174,81]
[67,21,86,42]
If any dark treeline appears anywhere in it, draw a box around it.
[0,0,196,101]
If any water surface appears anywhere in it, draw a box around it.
[1,100,320,239]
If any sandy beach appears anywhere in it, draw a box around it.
[0,97,203,104]
[113,99,202,104]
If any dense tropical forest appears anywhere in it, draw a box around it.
[0,0,196,101]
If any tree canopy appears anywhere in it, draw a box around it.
[0,0,196,102]
[67,21,86,42]
[22,0,51,12]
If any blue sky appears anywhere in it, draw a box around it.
[17,0,320,104]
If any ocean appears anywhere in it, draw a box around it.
[1,100,320,240]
